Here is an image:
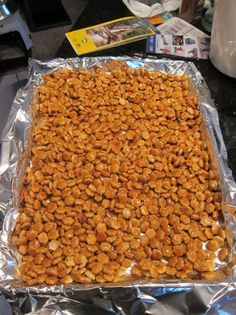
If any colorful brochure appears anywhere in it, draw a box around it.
[147,34,210,59]
[146,17,210,59]
[66,16,156,55]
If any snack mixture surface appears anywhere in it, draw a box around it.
[13,62,229,286]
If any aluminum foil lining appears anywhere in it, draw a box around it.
[0,56,236,315]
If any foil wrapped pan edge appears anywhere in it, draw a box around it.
[0,56,236,315]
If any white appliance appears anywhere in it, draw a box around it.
[210,0,236,78]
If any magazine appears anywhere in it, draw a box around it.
[146,17,210,59]
[147,34,210,59]
[66,16,156,55]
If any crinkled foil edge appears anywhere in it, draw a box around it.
[0,56,236,314]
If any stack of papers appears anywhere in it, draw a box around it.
[146,17,211,59]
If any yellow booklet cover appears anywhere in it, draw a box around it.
[66,16,156,55]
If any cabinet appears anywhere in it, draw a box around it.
[22,0,71,31]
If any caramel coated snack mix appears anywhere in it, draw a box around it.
[12,61,229,286]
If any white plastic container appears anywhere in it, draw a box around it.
[210,0,236,78]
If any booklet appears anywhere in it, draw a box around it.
[66,16,156,55]
[146,17,210,59]
[147,34,210,59]
[155,17,210,38]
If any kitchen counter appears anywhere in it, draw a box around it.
[56,0,236,178]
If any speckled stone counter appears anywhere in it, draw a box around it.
[56,0,236,177]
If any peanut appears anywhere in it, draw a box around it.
[14,62,227,285]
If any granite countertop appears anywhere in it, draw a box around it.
[56,0,236,178]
